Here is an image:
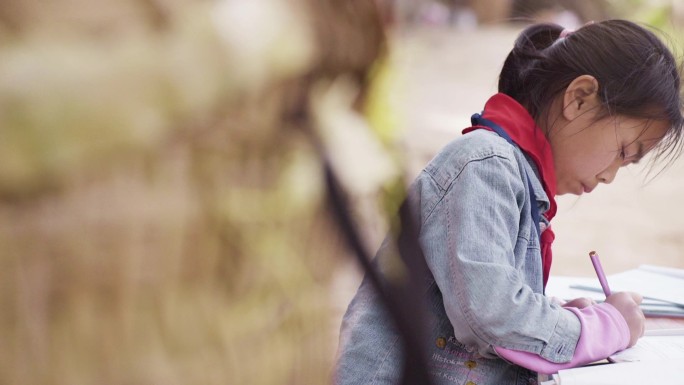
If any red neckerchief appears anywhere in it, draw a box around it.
[462,93,557,288]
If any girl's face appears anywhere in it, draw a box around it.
[547,76,669,196]
[549,115,668,195]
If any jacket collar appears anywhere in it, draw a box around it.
[464,93,558,220]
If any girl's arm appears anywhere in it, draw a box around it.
[494,302,630,374]
[418,137,583,364]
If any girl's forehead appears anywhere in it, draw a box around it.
[617,116,669,152]
[615,115,668,133]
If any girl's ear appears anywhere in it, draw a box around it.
[562,75,600,121]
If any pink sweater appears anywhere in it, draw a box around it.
[495,302,631,374]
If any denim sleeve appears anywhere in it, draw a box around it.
[417,149,581,363]
[495,303,630,373]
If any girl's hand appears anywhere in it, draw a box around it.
[605,291,645,347]
[562,297,596,309]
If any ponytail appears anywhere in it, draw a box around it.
[498,23,564,114]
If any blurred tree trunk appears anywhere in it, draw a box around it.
[0,1,389,384]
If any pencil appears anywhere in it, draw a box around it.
[589,250,612,297]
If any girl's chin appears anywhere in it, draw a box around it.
[555,186,582,196]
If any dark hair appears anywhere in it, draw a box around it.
[499,20,684,170]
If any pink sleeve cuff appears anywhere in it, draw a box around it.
[494,302,630,374]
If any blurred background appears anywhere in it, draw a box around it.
[0,0,683,384]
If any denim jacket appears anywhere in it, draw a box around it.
[335,129,582,385]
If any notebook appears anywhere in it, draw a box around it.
[608,329,684,363]
[546,265,684,317]
[542,329,684,385]
[549,360,684,385]
[574,264,684,306]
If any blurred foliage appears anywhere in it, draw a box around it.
[0,0,396,384]
[608,0,678,27]
[608,0,684,62]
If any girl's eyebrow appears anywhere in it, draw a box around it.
[624,141,645,164]
[632,136,664,163]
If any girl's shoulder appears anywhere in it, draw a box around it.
[424,130,524,188]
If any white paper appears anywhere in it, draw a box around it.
[555,360,684,385]
[640,264,684,279]
[609,335,684,362]
[583,266,684,306]
[545,276,605,302]
[546,275,684,315]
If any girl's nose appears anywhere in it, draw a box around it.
[597,158,621,184]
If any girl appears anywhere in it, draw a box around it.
[335,20,684,384]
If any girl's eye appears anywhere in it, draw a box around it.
[620,147,640,165]
[620,147,633,166]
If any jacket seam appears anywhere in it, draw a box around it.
[368,334,402,385]
[422,153,519,225]
[420,171,446,225]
